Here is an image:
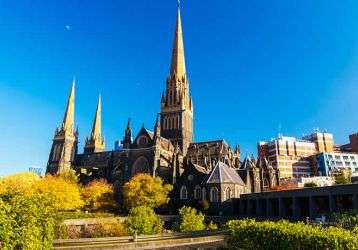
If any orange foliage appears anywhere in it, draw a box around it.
[81,179,116,211]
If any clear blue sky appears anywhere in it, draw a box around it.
[1,0,358,175]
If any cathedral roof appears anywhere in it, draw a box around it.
[144,129,154,140]
[193,164,210,174]
[187,139,230,154]
[206,162,245,185]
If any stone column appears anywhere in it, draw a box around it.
[255,199,260,217]
[278,198,284,218]
[266,199,272,218]
[292,197,299,220]
[309,196,316,219]
[353,194,358,209]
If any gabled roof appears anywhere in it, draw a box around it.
[144,129,154,140]
[193,164,210,174]
[206,162,245,185]
[133,127,154,142]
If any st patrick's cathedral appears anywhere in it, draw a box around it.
[46,6,279,213]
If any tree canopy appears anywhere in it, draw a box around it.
[81,179,115,211]
[125,206,162,235]
[122,173,172,209]
[0,172,40,196]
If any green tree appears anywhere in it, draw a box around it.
[178,206,206,232]
[125,206,163,235]
[0,193,55,250]
[334,168,352,184]
[122,173,172,209]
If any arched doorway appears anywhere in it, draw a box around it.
[131,156,150,176]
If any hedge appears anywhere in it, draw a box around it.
[226,219,358,250]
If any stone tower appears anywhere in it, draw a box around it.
[47,80,78,174]
[160,6,193,155]
[122,118,132,149]
[84,95,105,153]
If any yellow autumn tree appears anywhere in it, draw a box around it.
[0,172,40,196]
[81,179,116,211]
[36,174,84,211]
[122,173,173,209]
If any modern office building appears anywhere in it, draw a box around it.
[258,132,334,179]
[315,152,358,177]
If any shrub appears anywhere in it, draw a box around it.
[206,221,218,230]
[123,174,172,209]
[330,210,358,230]
[333,168,352,184]
[199,199,210,210]
[0,193,55,250]
[304,182,317,188]
[178,206,205,232]
[81,179,116,211]
[226,219,358,250]
[126,206,163,235]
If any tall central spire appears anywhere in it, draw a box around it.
[62,79,75,133]
[170,6,186,78]
[160,4,193,155]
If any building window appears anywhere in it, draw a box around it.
[210,187,219,202]
[194,186,201,199]
[224,187,232,200]
[353,162,357,166]
[180,186,188,200]
[350,156,355,160]
[335,155,341,160]
[202,187,206,200]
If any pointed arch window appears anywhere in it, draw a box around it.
[180,186,188,200]
[224,187,232,200]
[202,187,206,201]
[210,187,219,202]
[194,185,201,199]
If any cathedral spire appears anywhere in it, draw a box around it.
[160,4,193,155]
[47,79,78,174]
[170,5,186,78]
[91,95,102,140]
[122,118,132,149]
[62,79,75,133]
[84,95,105,153]
[154,114,161,138]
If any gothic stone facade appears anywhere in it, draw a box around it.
[46,6,279,214]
